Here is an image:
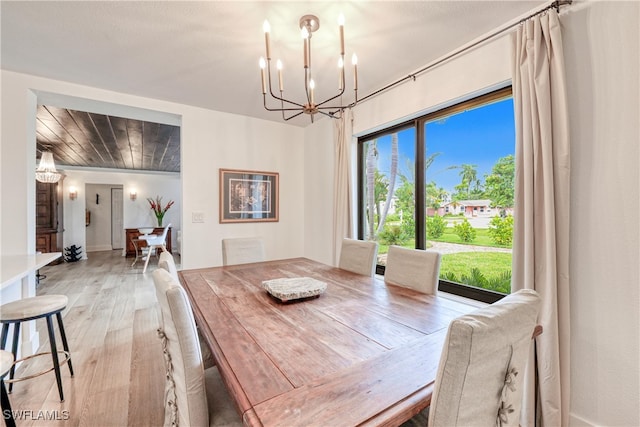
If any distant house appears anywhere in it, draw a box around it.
[441,199,513,218]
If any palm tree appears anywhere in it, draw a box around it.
[376,133,398,234]
[365,140,378,240]
[457,164,478,198]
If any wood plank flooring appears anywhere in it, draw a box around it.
[5,250,174,426]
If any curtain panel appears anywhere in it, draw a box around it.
[511,9,571,427]
[333,109,353,265]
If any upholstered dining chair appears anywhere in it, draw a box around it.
[152,268,242,427]
[158,250,179,282]
[338,238,379,277]
[141,223,171,273]
[157,250,215,370]
[221,237,265,266]
[384,245,441,294]
[428,289,542,427]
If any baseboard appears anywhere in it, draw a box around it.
[86,244,113,252]
[570,412,598,427]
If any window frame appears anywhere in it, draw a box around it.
[357,86,513,304]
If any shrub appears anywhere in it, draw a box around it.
[440,268,511,294]
[426,214,446,239]
[401,217,415,240]
[453,218,476,243]
[386,213,401,223]
[378,224,408,246]
[488,215,514,246]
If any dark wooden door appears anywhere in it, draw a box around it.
[36,179,64,259]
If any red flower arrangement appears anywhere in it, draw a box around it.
[147,196,174,227]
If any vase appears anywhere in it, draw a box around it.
[156,216,164,227]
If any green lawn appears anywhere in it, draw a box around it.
[440,251,512,278]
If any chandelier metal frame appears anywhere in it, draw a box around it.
[260,14,358,123]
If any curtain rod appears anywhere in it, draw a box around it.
[346,0,572,108]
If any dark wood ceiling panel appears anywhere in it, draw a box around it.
[109,116,135,170]
[67,109,115,168]
[36,106,93,166]
[126,119,144,170]
[85,112,122,169]
[35,106,180,172]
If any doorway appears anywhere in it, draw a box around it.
[85,184,123,252]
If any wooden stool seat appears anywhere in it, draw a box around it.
[0,295,68,322]
[0,295,74,403]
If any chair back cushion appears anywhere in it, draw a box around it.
[338,238,379,276]
[222,237,265,265]
[158,251,180,282]
[152,268,208,427]
[428,289,541,427]
[384,245,441,294]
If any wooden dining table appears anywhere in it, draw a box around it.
[178,257,477,427]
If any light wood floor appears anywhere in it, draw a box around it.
[6,250,176,426]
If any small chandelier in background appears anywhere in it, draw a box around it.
[259,13,358,123]
[35,151,62,183]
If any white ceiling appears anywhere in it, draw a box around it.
[1,1,546,127]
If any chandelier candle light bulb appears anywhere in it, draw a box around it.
[338,14,345,55]
[259,57,267,94]
[259,12,358,122]
[309,79,315,105]
[302,27,309,68]
[277,60,283,91]
[263,20,271,59]
[352,53,358,91]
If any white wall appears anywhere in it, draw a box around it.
[303,117,334,265]
[562,2,639,426]
[1,70,304,271]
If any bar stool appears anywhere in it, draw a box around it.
[0,295,74,402]
[1,350,16,427]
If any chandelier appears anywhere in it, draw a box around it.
[259,13,358,123]
[35,151,62,183]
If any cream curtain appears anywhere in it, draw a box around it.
[511,9,571,427]
[333,109,353,264]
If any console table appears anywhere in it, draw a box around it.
[124,227,171,257]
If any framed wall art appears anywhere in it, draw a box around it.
[219,169,279,223]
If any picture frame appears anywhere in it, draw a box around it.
[219,168,279,223]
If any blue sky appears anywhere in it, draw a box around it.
[373,97,515,194]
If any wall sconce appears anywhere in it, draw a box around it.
[130,191,137,201]
[69,187,78,200]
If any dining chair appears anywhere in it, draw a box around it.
[338,238,379,277]
[158,250,179,282]
[222,237,265,266]
[152,268,242,426]
[384,245,441,294]
[428,289,542,427]
[157,250,215,370]
[141,223,171,273]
